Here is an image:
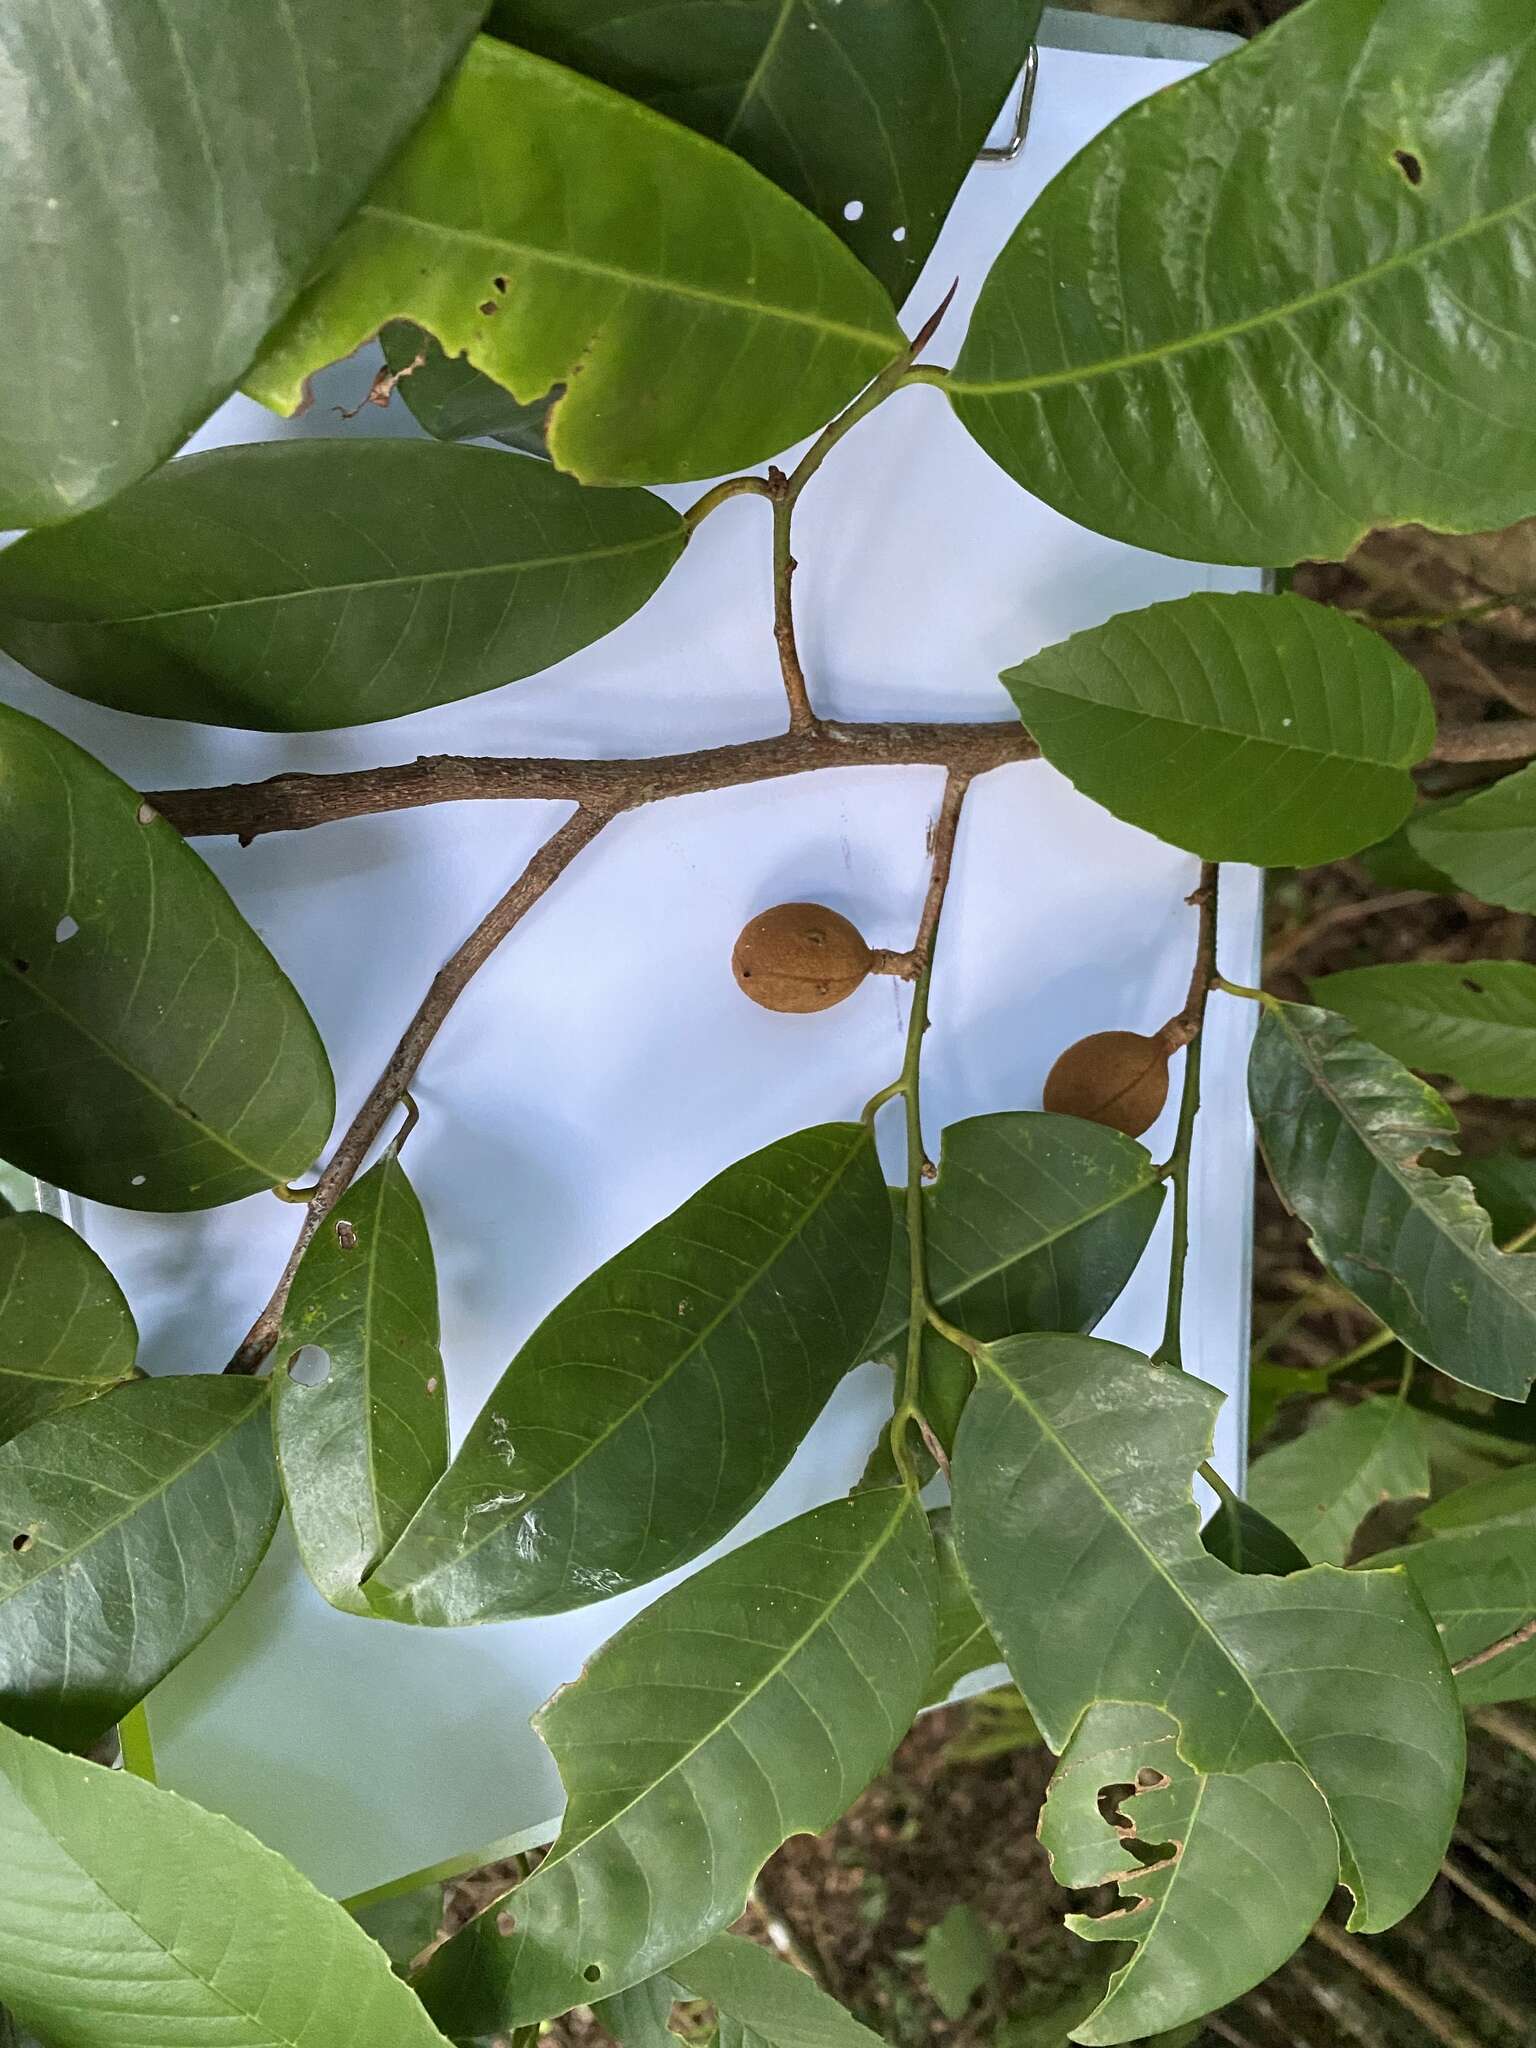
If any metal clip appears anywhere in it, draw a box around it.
[977,45,1039,163]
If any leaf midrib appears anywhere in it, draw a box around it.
[871,1160,1157,1353]
[0,1389,262,1606]
[951,185,1536,400]
[981,1356,1307,1784]
[533,1491,913,1880]
[1095,1764,1210,2021]
[359,202,901,354]
[3,1764,411,2048]
[376,1128,878,1596]
[78,528,682,629]
[1281,1006,1536,1331]
[0,952,295,1187]
[1007,674,1412,772]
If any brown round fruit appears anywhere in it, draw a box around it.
[1042,1029,1171,1138]
[732,902,872,1014]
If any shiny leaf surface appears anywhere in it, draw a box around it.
[0,1213,138,1445]
[0,704,334,1210]
[0,1377,279,1750]
[0,1720,453,2048]
[369,1124,892,1623]
[948,0,1536,566]
[1371,1464,1536,1708]
[249,39,905,487]
[1039,1701,1336,2044]
[416,1489,936,2030]
[951,1334,1464,1930]
[380,323,554,455]
[1409,759,1536,914]
[274,1148,446,1613]
[0,0,484,527]
[1001,594,1434,866]
[1248,1397,1429,1566]
[0,443,684,732]
[1251,1000,1536,1401]
[869,1113,1163,1367]
[1311,960,1536,1098]
[487,0,1041,299]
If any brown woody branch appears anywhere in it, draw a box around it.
[1432,718,1536,763]
[225,806,611,1372]
[150,721,1039,842]
[1453,1615,1536,1679]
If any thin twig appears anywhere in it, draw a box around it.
[1351,587,1536,632]
[1473,1705,1536,1765]
[1264,889,1428,975]
[768,466,817,735]
[1453,1826,1536,1908]
[1396,1922,1531,2036]
[1452,1614,1536,1678]
[1432,717,1536,762]
[148,720,1038,843]
[1306,1918,1483,2048]
[760,283,960,735]
[1437,1855,1536,1952]
[1153,865,1220,1370]
[224,807,610,1373]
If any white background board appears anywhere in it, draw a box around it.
[0,25,1262,1899]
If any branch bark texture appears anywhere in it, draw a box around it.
[225,806,610,1373]
[151,721,1039,842]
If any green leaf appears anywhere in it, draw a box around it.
[1310,961,1536,1098]
[248,38,904,488]
[0,1718,453,2048]
[1409,759,1536,914]
[0,442,685,733]
[0,0,485,528]
[415,1488,936,2031]
[0,1376,280,1751]
[368,1124,892,1624]
[670,1934,888,2048]
[351,1887,445,1981]
[870,1110,1164,1365]
[0,703,334,1210]
[1250,1000,1536,1401]
[1442,1149,1536,1245]
[1370,1464,1536,1708]
[1038,1701,1336,2045]
[1000,594,1434,867]
[487,0,1041,301]
[947,0,1536,567]
[1247,1398,1429,1566]
[1199,1496,1310,1578]
[914,1906,996,2023]
[1355,808,1461,895]
[950,1334,1465,1931]
[274,1147,446,1613]
[380,324,553,455]
[596,1972,682,2048]
[0,1213,138,1445]
[926,1509,1002,1706]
